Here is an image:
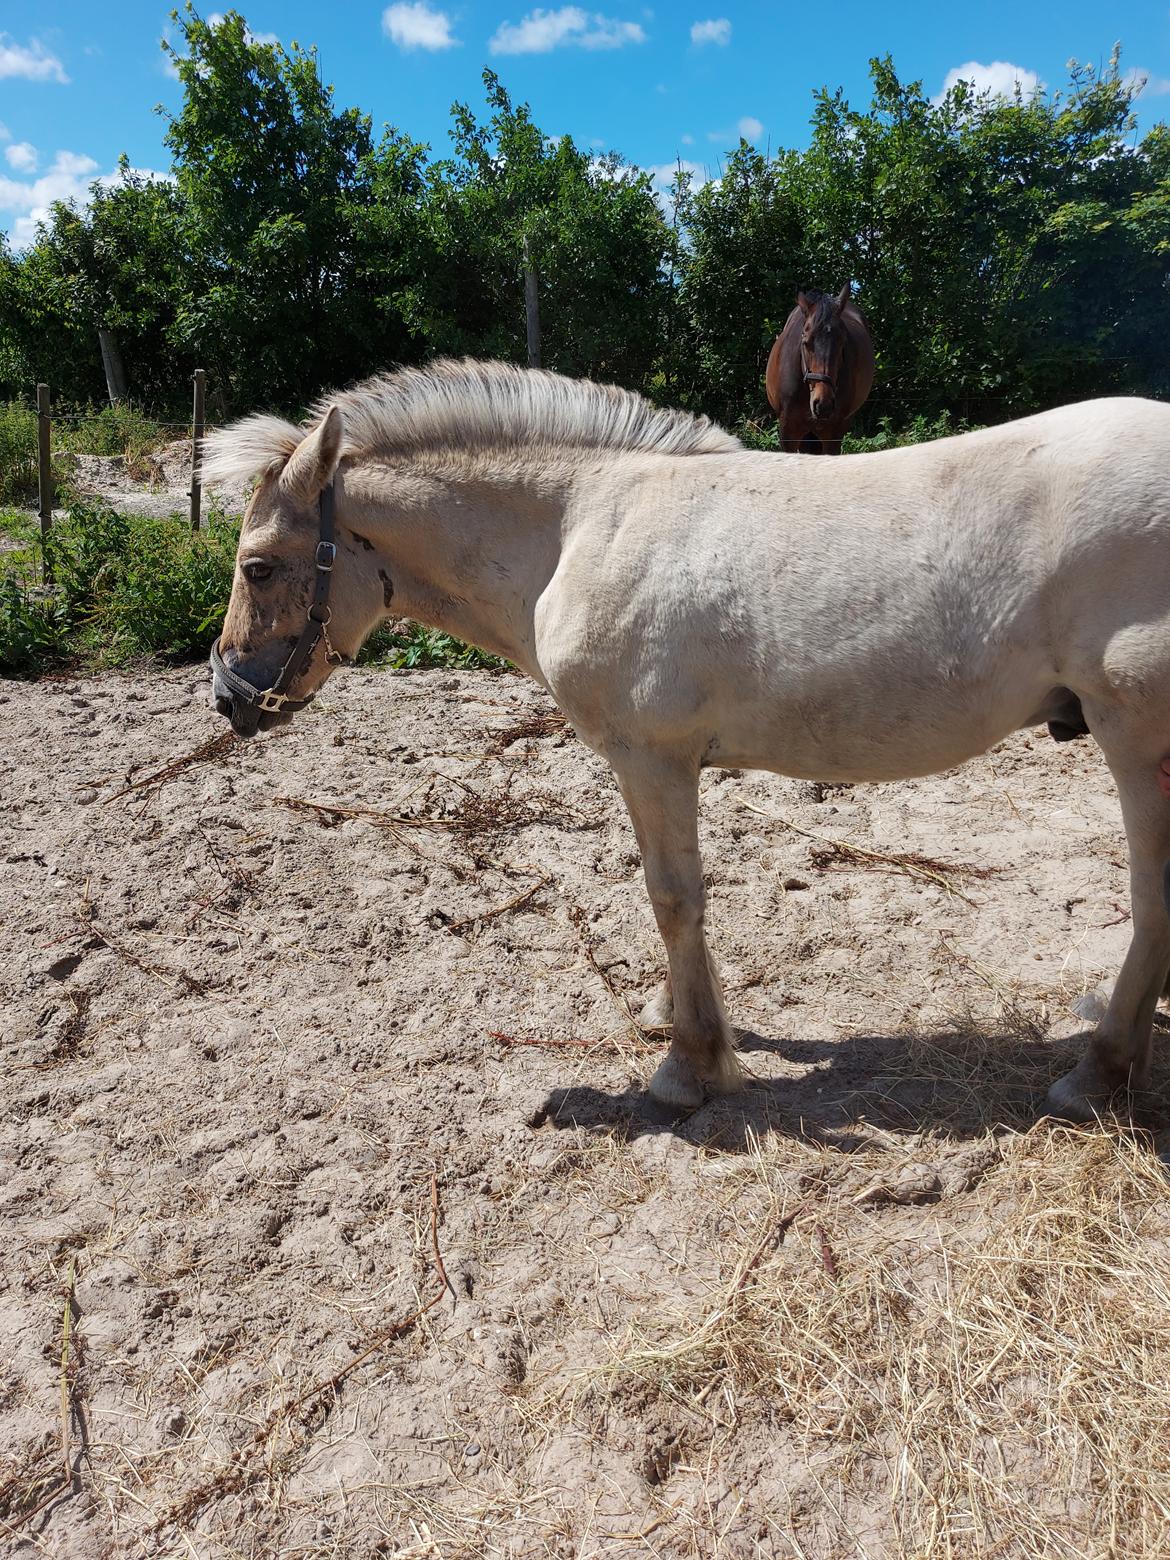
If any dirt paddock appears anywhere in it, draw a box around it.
[5,663,1170,1558]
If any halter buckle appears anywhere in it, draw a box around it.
[256,688,289,713]
[315,541,336,571]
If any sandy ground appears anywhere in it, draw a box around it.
[4,662,1170,1558]
[65,443,250,520]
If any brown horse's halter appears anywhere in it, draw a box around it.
[801,341,836,389]
[209,483,350,715]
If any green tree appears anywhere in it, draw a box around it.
[161,4,421,408]
[21,167,189,405]
[406,71,673,390]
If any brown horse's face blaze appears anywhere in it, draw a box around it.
[210,407,385,737]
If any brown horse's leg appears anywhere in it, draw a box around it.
[613,753,740,1110]
[779,409,811,454]
[820,420,847,455]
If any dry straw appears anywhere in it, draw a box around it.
[604,1122,1170,1558]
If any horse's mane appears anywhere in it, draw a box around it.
[201,358,740,487]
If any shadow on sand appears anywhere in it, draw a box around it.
[533,1022,1170,1154]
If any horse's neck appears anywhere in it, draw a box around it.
[342,459,565,675]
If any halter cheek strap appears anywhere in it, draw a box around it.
[210,483,350,715]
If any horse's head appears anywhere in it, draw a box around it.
[209,406,386,738]
[797,284,851,423]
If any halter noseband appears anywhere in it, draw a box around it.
[800,342,836,389]
[210,483,349,716]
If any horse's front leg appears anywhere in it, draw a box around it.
[778,408,810,455]
[613,754,741,1110]
[1049,741,1170,1118]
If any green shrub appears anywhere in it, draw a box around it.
[0,498,238,675]
[735,409,974,453]
[0,403,38,502]
[0,576,71,673]
[57,404,170,476]
[358,622,502,671]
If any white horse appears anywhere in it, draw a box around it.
[203,359,1170,1120]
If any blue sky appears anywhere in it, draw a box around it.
[2,1,1169,246]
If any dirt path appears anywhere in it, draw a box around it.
[4,665,1170,1557]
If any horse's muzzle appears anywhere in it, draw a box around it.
[209,679,290,738]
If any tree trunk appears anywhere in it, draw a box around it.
[97,328,128,404]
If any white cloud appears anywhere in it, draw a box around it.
[933,59,1043,106]
[490,7,646,54]
[5,142,37,173]
[382,3,459,50]
[680,132,694,145]
[0,123,9,142]
[1123,66,1170,96]
[707,116,764,144]
[0,152,169,249]
[643,158,714,203]
[690,17,730,46]
[0,34,69,83]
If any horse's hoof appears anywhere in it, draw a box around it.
[648,1050,704,1112]
[1046,1055,1137,1122]
[638,982,673,1029]
[1046,1072,1109,1123]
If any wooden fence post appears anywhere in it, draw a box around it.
[37,383,53,583]
[522,237,541,370]
[190,369,205,532]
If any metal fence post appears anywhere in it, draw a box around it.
[190,369,205,531]
[36,383,53,583]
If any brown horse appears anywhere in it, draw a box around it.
[765,285,875,453]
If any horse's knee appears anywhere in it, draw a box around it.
[647,883,702,939]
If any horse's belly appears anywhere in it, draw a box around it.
[705,683,1044,784]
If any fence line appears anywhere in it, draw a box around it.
[31,371,209,582]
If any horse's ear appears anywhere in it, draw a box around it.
[280,405,344,504]
[836,282,852,312]
[797,290,813,316]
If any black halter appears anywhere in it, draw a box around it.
[209,483,348,715]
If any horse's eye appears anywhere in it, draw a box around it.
[243,561,273,583]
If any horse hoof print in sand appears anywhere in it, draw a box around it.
[204,357,1170,1122]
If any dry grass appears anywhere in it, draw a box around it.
[604,1122,1170,1559]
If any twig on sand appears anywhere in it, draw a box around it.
[102,730,237,803]
[76,879,205,995]
[153,1174,450,1536]
[735,1203,807,1291]
[814,1223,840,1281]
[739,798,995,905]
[445,873,553,935]
[489,710,571,750]
[0,1260,81,1537]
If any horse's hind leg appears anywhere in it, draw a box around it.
[1049,732,1170,1118]
[613,754,741,1110]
